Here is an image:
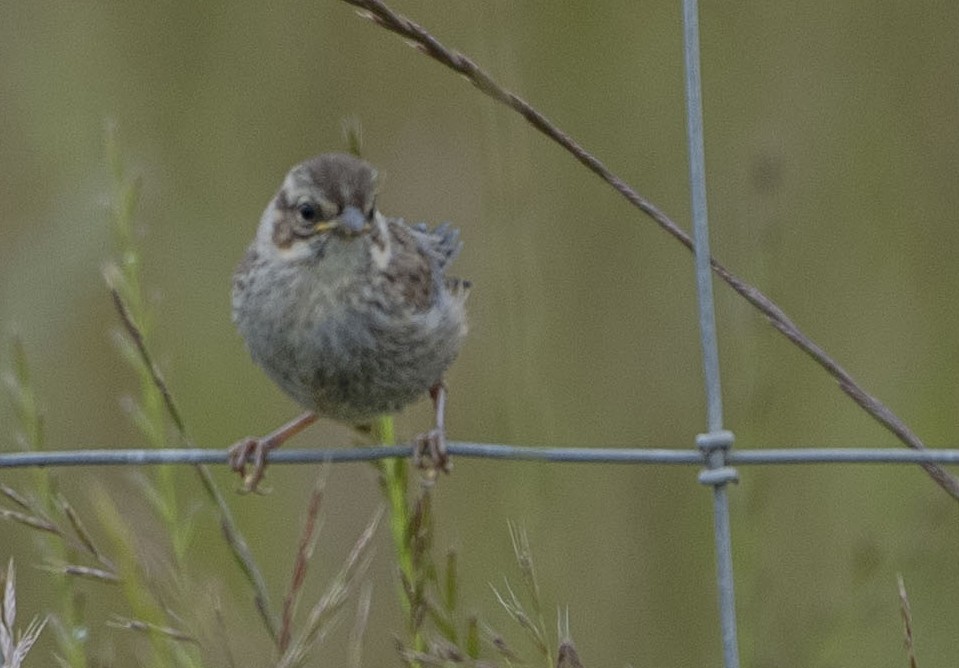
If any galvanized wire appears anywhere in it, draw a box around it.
[684,2,723,436]
[3,444,959,468]
[682,0,741,664]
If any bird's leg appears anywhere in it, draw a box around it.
[413,381,452,474]
[227,411,319,493]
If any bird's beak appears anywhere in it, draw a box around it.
[337,205,369,235]
[311,221,337,234]
[312,205,369,237]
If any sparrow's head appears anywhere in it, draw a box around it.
[263,153,379,255]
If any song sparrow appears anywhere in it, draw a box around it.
[229,153,469,491]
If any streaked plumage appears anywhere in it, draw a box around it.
[229,154,468,487]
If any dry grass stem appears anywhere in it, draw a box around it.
[49,564,120,584]
[347,581,373,668]
[0,486,119,580]
[107,274,280,642]
[485,524,559,665]
[0,484,31,511]
[898,574,918,668]
[491,581,548,656]
[279,471,327,653]
[59,495,112,567]
[0,508,58,536]
[104,276,185,435]
[108,616,198,645]
[508,524,544,623]
[0,561,48,668]
[276,508,382,668]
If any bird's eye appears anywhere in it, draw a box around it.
[297,202,318,222]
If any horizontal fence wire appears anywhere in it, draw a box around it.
[2,445,959,468]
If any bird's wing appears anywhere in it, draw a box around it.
[382,218,470,312]
[406,220,463,270]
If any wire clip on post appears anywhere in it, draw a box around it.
[697,431,738,486]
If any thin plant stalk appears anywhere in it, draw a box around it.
[103,127,279,643]
[2,339,87,667]
[371,416,425,655]
[104,125,186,556]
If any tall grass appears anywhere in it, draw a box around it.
[0,128,588,667]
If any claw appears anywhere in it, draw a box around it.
[413,427,451,475]
[227,437,273,493]
[225,412,318,494]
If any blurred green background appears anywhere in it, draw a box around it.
[2,0,959,665]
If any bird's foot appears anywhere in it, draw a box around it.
[227,436,275,494]
[226,411,318,494]
[413,427,452,478]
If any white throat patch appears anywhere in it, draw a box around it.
[370,212,392,270]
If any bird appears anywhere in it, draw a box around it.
[228,153,469,491]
